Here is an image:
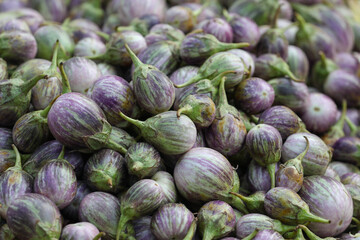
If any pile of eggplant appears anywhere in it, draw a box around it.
[1,0,360,239]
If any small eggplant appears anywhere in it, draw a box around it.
[246,124,283,188]
[0,18,30,33]
[61,222,103,240]
[165,5,196,33]
[69,0,104,26]
[234,77,275,115]
[74,37,106,57]
[248,160,279,192]
[125,142,163,179]
[334,53,360,76]
[7,193,62,240]
[125,44,175,115]
[151,203,195,240]
[152,171,178,205]
[332,137,360,166]
[198,200,236,240]
[145,23,185,46]
[119,111,196,155]
[328,161,360,179]
[286,45,309,81]
[84,149,127,194]
[342,173,360,186]
[196,17,233,43]
[0,145,32,219]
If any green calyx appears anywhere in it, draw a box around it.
[9,144,22,171]
[116,18,149,36]
[230,191,265,214]
[124,43,156,76]
[59,62,72,94]
[242,229,259,240]
[270,55,303,82]
[282,136,310,173]
[183,219,197,240]
[322,100,347,146]
[297,225,336,240]
[267,163,277,189]
[345,116,360,137]
[310,51,338,90]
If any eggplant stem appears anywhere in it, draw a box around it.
[11,144,22,170]
[118,111,145,130]
[92,232,106,240]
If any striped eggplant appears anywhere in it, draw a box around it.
[0,73,47,127]
[177,94,216,128]
[264,187,330,225]
[7,193,62,240]
[341,172,360,186]
[254,54,301,82]
[34,25,74,61]
[176,51,248,89]
[63,57,101,94]
[174,147,248,214]
[47,92,129,154]
[133,216,156,240]
[125,142,163,179]
[61,222,103,240]
[62,181,91,221]
[224,12,260,50]
[230,191,266,214]
[196,17,233,43]
[88,75,137,128]
[34,152,77,209]
[170,66,199,101]
[282,132,331,176]
[276,136,309,192]
[258,106,307,140]
[119,111,196,155]
[79,191,121,240]
[134,40,181,75]
[324,167,341,182]
[334,52,360,76]
[125,44,175,115]
[0,145,32,219]
[235,213,296,239]
[151,203,195,240]
[257,23,289,60]
[252,229,284,240]
[247,160,279,192]
[115,179,165,240]
[227,49,255,76]
[309,52,338,91]
[345,184,360,218]
[89,31,147,67]
[234,77,275,115]
[0,8,44,33]
[0,30,37,63]
[299,176,353,237]
[246,124,283,189]
[205,77,247,156]
[145,23,185,46]
[179,32,249,65]
[152,171,177,205]
[165,5,195,33]
[300,93,337,134]
[74,37,106,57]
[0,127,12,149]
[286,45,309,81]
[332,137,360,166]
[198,201,236,240]
[328,161,360,179]
[23,140,84,177]
[84,149,127,194]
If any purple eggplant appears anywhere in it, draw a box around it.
[196,17,233,43]
[84,149,127,194]
[227,49,255,76]
[0,18,30,33]
[0,30,37,63]
[62,180,91,221]
[268,78,309,113]
[265,187,330,225]
[0,127,12,149]
[276,136,309,192]
[64,18,102,43]
[332,137,360,166]
[0,145,32,219]
[252,229,284,240]
[299,176,353,237]
[34,151,77,209]
[125,142,163,179]
[119,111,196,155]
[235,213,296,239]
[342,173,360,186]
[125,44,175,114]
[170,65,199,100]
[248,160,279,192]
[115,179,165,240]
[63,57,101,94]
[7,193,62,240]
[34,25,74,60]
[133,216,156,240]
[79,191,121,239]
[324,166,341,182]
[74,37,106,57]
[88,75,137,128]
[345,184,360,219]
[152,171,178,204]
[246,124,282,188]
[254,54,301,82]
[61,222,103,240]
[151,203,195,240]
[165,5,195,33]
[47,92,129,154]
[234,77,274,115]
[324,70,360,108]
[224,12,260,50]
[0,73,47,127]
[174,147,248,213]
[30,0,66,22]
[309,52,338,91]
[198,201,236,240]
[145,23,185,46]
[0,8,44,33]
[334,53,360,76]
[89,30,147,67]
[179,32,249,65]
[328,161,360,179]
[258,106,307,140]
[300,93,337,134]
[177,94,216,128]
[282,132,332,176]
[286,45,309,81]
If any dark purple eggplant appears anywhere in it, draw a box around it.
[62,180,91,221]
[234,77,274,115]
[0,18,30,33]
[64,18,102,43]
[248,160,279,192]
[332,137,360,166]
[246,124,283,188]
[282,132,332,176]
[0,127,12,149]
[341,173,360,186]
[0,8,44,33]
[133,216,156,240]
[0,145,32,219]
[7,193,62,240]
